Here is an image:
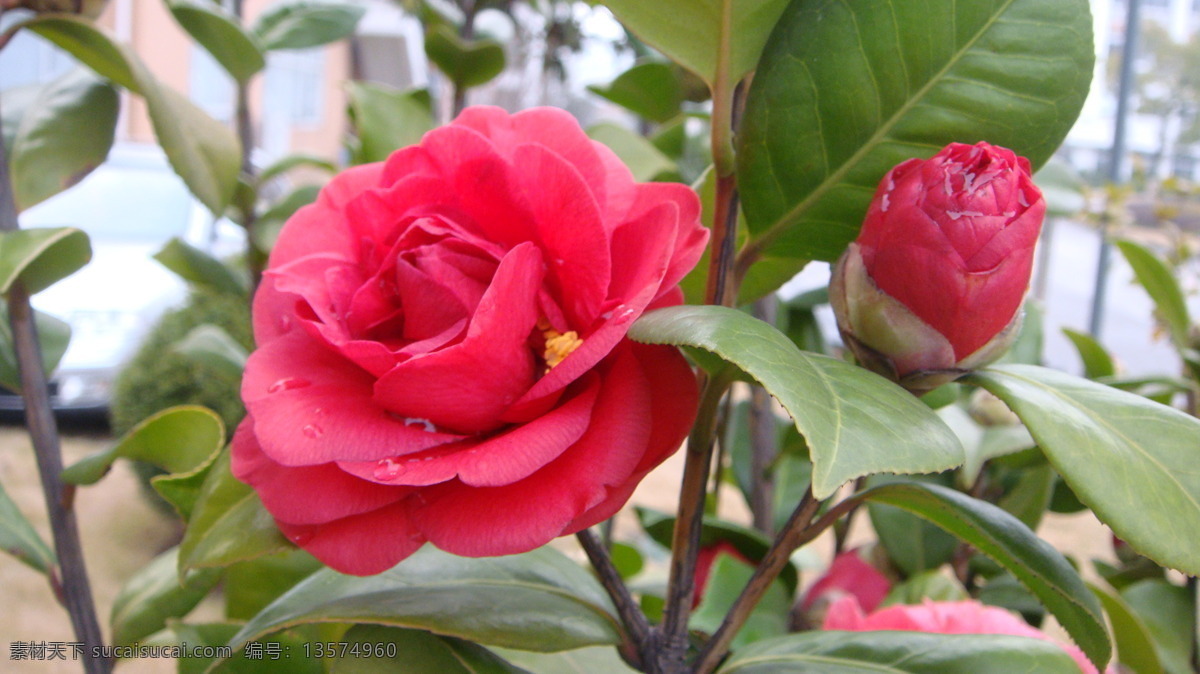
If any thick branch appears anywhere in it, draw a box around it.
[576,529,653,670]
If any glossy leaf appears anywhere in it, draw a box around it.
[424,25,506,89]
[178,448,291,574]
[630,305,964,498]
[588,61,683,123]
[489,646,637,673]
[1062,328,1115,379]
[716,631,1080,673]
[173,324,249,381]
[110,547,221,648]
[0,227,91,296]
[610,542,644,580]
[61,405,225,486]
[968,364,1200,576]
[330,625,525,673]
[0,479,55,574]
[166,0,266,83]
[861,481,1110,670]
[737,0,1094,262]
[253,0,366,51]
[9,68,117,212]
[691,554,790,650]
[866,475,958,577]
[345,83,434,165]
[1122,580,1196,674]
[600,0,789,86]
[167,622,321,674]
[154,237,248,295]
[224,549,322,621]
[996,463,1055,530]
[1115,240,1192,350]
[1089,582,1164,674]
[26,15,241,215]
[0,84,41,153]
[587,123,677,182]
[0,307,71,395]
[227,546,622,656]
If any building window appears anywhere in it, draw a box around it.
[189,45,235,123]
[265,49,326,127]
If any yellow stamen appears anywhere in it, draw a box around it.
[541,324,583,371]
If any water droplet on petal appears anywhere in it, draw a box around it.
[289,530,315,546]
[374,458,404,480]
[302,423,324,439]
[268,378,311,394]
[403,417,437,433]
[278,315,292,332]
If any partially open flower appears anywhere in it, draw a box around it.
[830,142,1045,393]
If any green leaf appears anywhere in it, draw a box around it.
[636,507,798,593]
[254,184,320,252]
[866,475,958,577]
[166,0,266,83]
[1114,239,1192,350]
[25,15,141,91]
[9,68,118,212]
[110,547,221,648]
[330,625,526,673]
[0,227,91,296]
[166,622,322,674]
[968,364,1200,576]
[226,546,623,657]
[996,463,1055,530]
[629,305,964,498]
[587,61,684,123]
[600,0,789,86]
[691,554,790,650]
[1122,580,1196,674]
[224,550,323,621]
[61,405,225,486]
[881,570,968,606]
[253,0,366,51]
[178,448,291,574]
[154,237,248,295]
[0,84,42,154]
[610,542,644,580]
[586,123,677,183]
[1089,582,1165,674]
[1062,328,1116,379]
[172,324,248,382]
[861,481,1110,671]
[0,479,55,574]
[489,646,637,673]
[345,83,435,164]
[26,15,242,215]
[715,631,1081,673]
[736,0,1095,262]
[424,25,506,89]
[0,307,71,394]
[256,153,337,185]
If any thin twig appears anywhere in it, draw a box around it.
[0,98,109,674]
[576,529,653,669]
[655,370,733,673]
[694,490,865,674]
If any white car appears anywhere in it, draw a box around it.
[2,144,244,412]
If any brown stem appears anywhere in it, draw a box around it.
[230,0,262,293]
[0,100,110,674]
[655,370,733,673]
[705,177,740,308]
[748,297,778,534]
[694,490,862,674]
[832,476,868,554]
[576,529,653,670]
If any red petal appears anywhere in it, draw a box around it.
[276,502,424,576]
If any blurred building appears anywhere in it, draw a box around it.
[1065,0,1200,181]
[0,0,432,165]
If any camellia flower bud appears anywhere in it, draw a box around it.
[830,142,1045,393]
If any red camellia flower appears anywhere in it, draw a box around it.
[231,106,708,575]
[830,142,1045,391]
[824,597,1108,674]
